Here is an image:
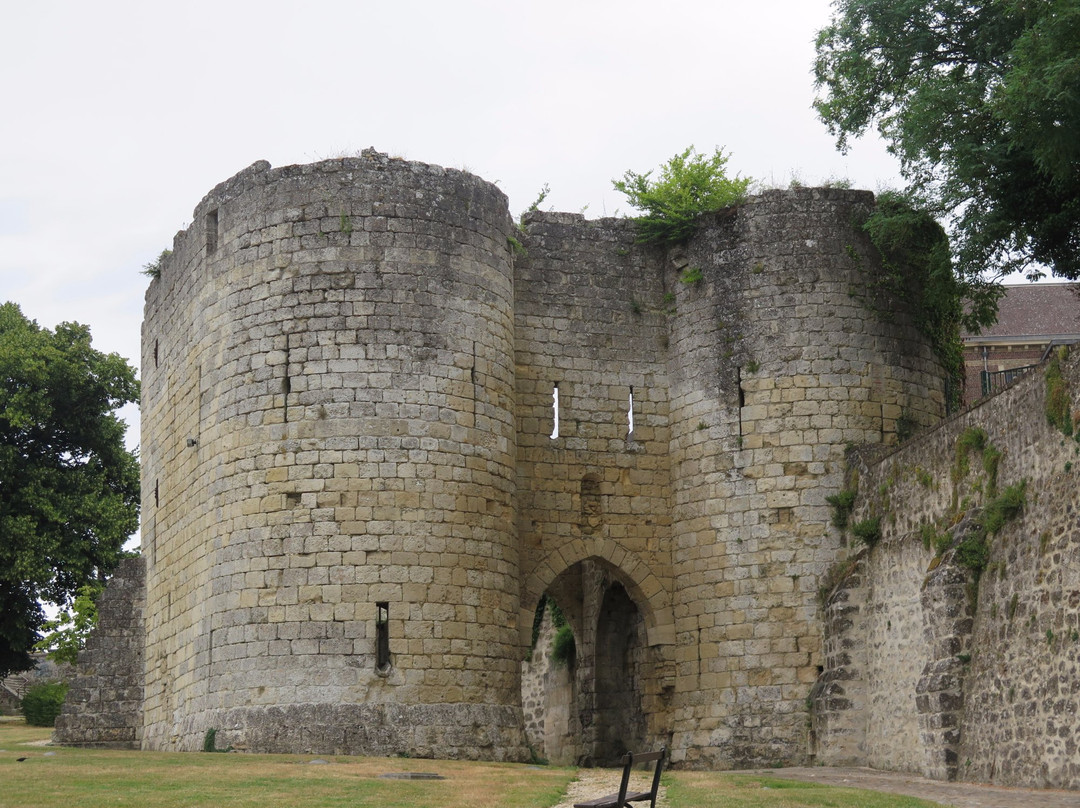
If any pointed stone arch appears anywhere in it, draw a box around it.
[519,538,674,653]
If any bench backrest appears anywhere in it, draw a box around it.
[615,746,666,808]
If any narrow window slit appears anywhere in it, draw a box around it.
[737,367,745,439]
[375,602,391,673]
[550,382,560,440]
[154,479,159,508]
[282,346,291,423]
[627,386,635,439]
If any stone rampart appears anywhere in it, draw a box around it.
[814,348,1080,788]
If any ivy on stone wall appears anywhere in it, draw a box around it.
[1045,351,1075,437]
[860,193,1002,404]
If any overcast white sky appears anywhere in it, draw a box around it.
[1,0,907,450]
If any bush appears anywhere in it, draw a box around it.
[613,146,751,245]
[851,517,882,547]
[825,488,857,529]
[551,625,576,668]
[21,681,68,726]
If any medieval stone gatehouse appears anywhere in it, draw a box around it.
[58,150,948,767]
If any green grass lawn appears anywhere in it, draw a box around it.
[667,771,945,808]
[0,720,945,808]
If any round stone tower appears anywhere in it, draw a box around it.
[663,188,945,766]
[139,152,524,758]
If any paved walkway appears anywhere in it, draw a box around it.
[758,766,1080,807]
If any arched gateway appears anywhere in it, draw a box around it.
[57,153,945,768]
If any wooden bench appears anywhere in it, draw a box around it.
[573,747,666,808]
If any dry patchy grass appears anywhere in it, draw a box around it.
[1,721,945,808]
[0,722,573,808]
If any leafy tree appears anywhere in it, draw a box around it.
[34,581,104,665]
[0,303,139,678]
[613,146,752,245]
[814,0,1080,282]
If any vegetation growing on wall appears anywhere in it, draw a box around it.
[527,595,575,668]
[141,249,172,279]
[613,147,751,246]
[859,193,998,401]
[1045,352,1074,437]
[952,481,1027,580]
[826,487,857,529]
[931,428,1026,581]
[851,516,882,548]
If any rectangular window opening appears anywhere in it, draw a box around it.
[205,209,219,254]
[627,386,635,439]
[375,602,390,672]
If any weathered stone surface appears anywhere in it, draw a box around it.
[812,347,1080,789]
[65,153,956,770]
[54,557,145,748]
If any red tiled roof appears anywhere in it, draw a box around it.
[964,282,1080,339]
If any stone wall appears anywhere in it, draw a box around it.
[814,348,1080,788]
[54,556,145,747]
[664,190,944,768]
[521,603,575,763]
[139,153,525,758]
[67,154,951,770]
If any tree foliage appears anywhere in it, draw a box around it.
[34,580,104,665]
[0,303,139,678]
[613,146,752,245]
[815,0,1080,281]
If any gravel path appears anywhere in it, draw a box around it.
[548,768,668,808]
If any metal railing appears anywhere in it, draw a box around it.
[981,364,1039,397]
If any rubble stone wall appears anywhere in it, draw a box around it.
[814,348,1080,788]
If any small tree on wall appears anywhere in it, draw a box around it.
[613,147,752,245]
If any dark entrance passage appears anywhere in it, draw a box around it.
[521,560,657,766]
[593,581,648,764]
